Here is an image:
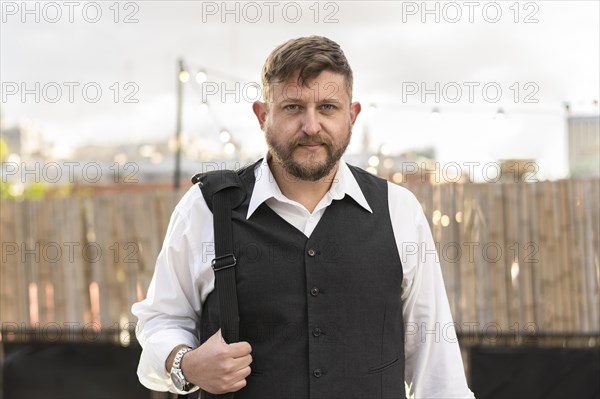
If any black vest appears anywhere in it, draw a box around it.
[199,161,406,399]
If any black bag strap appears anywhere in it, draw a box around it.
[211,184,240,345]
[180,169,247,399]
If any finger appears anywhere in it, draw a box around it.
[230,354,252,371]
[229,341,252,357]
[227,377,248,393]
[234,365,252,380]
[225,367,251,390]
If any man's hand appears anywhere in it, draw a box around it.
[180,329,253,394]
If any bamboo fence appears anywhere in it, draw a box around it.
[1,179,599,347]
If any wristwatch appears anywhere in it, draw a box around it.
[170,347,195,391]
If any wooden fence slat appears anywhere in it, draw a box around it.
[460,183,477,330]
[584,180,600,331]
[549,182,564,331]
[562,181,577,331]
[489,182,508,332]
[473,184,490,329]
[51,196,66,324]
[519,183,534,331]
[528,182,542,332]
[1,199,18,324]
[503,183,518,332]
[439,184,457,322]
[535,181,550,332]
[449,183,463,326]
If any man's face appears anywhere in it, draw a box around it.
[253,70,361,181]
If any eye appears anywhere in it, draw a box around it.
[284,104,300,111]
[321,104,337,111]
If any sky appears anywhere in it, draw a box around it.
[1,0,599,180]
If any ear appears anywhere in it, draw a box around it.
[253,101,268,130]
[350,101,361,125]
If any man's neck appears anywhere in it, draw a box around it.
[268,156,338,214]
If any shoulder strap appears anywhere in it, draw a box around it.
[192,168,247,212]
[187,170,246,399]
[193,169,246,346]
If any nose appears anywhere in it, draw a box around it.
[302,109,321,136]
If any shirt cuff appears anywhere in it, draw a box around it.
[137,328,200,393]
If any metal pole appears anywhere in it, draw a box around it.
[173,58,184,190]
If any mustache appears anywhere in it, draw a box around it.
[294,135,331,146]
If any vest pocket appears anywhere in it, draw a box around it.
[367,357,399,374]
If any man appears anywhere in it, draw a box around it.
[132,35,475,398]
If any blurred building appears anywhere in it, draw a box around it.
[345,145,441,184]
[568,115,600,177]
[499,159,538,182]
[0,119,42,158]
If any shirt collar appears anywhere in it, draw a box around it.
[246,154,373,219]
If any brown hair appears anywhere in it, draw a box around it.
[261,35,353,103]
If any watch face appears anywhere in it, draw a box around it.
[171,369,186,390]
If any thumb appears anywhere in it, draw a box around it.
[209,328,228,345]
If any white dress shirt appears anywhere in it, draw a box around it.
[131,157,475,398]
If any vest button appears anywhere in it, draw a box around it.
[310,287,320,296]
[313,368,323,378]
[307,249,316,257]
[312,327,322,337]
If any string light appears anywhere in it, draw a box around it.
[219,129,231,143]
[178,69,190,83]
[224,142,236,154]
[195,70,207,84]
[368,155,380,167]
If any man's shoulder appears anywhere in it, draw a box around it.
[188,160,260,211]
[174,183,207,217]
[386,181,421,207]
[191,159,260,187]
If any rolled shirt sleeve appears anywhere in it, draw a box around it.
[388,182,475,398]
[131,186,215,393]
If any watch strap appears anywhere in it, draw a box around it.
[173,347,192,369]
[171,347,194,391]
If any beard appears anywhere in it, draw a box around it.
[266,128,352,182]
